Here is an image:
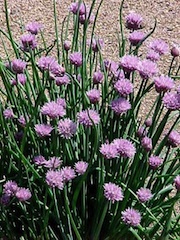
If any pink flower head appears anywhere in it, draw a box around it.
[74,161,88,175]
[78,9,95,25]
[126,12,143,30]
[69,52,82,67]
[110,98,131,115]
[167,130,180,148]
[141,136,152,152]
[93,70,104,84]
[64,40,71,51]
[77,109,100,126]
[145,118,152,127]
[154,75,174,93]
[20,33,37,51]
[18,115,27,127]
[136,187,153,202]
[11,59,27,74]
[44,157,62,169]
[148,155,163,169]
[60,166,76,182]
[86,89,100,103]
[15,187,32,202]
[163,92,180,110]
[56,98,66,108]
[58,118,77,139]
[49,62,65,78]
[122,208,141,226]
[149,39,169,55]
[17,74,26,85]
[171,45,180,57]
[3,108,14,119]
[55,75,70,86]
[46,170,64,189]
[146,50,160,62]
[100,142,118,159]
[69,2,86,15]
[114,78,133,97]
[3,180,18,196]
[33,155,46,166]
[41,101,66,119]
[137,127,147,138]
[120,55,140,73]
[37,56,56,71]
[104,182,124,203]
[35,124,53,137]
[113,138,136,158]
[137,59,158,79]
[129,31,145,46]
[174,175,180,191]
[88,38,104,52]
[25,21,42,35]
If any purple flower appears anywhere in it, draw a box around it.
[37,56,56,71]
[49,62,65,78]
[167,130,180,148]
[78,9,95,25]
[77,109,100,126]
[18,115,27,127]
[141,137,152,152]
[86,89,100,103]
[69,2,86,15]
[0,194,11,205]
[11,59,27,74]
[137,127,147,138]
[46,170,64,189]
[145,118,152,127]
[146,50,160,62]
[41,101,66,119]
[35,124,53,137]
[93,70,104,84]
[136,187,153,202]
[44,157,62,169]
[148,156,163,169]
[33,155,46,166]
[56,98,66,108]
[113,138,136,158]
[100,142,118,159]
[110,98,131,115]
[58,118,77,139]
[20,34,37,51]
[3,108,14,119]
[64,40,71,51]
[17,74,26,85]
[55,75,70,86]
[122,208,141,226]
[25,21,42,35]
[129,31,145,46]
[171,46,180,57]
[3,181,18,196]
[120,55,140,73]
[104,182,124,203]
[74,161,88,175]
[154,75,174,93]
[149,39,169,55]
[88,38,104,52]
[126,12,143,30]
[137,59,158,79]
[60,167,76,182]
[15,187,32,202]
[174,175,180,191]
[114,78,133,97]
[163,92,180,110]
[69,52,82,67]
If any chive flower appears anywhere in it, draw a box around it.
[122,208,141,226]
[104,182,124,203]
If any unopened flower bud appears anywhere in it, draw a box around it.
[171,46,180,57]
